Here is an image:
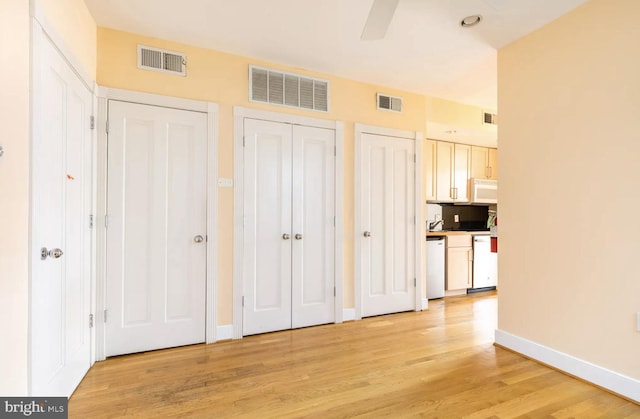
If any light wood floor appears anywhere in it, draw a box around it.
[70,291,640,418]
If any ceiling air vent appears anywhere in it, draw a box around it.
[250,65,329,112]
[137,45,186,76]
[483,111,498,125]
[377,93,402,113]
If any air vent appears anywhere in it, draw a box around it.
[377,93,402,113]
[137,45,186,76]
[483,111,497,125]
[250,66,329,112]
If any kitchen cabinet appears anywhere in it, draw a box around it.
[435,142,470,202]
[446,235,472,290]
[471,146,498,180]
[424,139,437,201]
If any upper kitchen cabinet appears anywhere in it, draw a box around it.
[435,141,470,203]
[424,139,437,201]
[471,146,498,180]
[454,144,471,202]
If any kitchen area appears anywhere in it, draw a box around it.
[424,139,498,299]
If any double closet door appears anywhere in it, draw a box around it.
[243,119,335,335]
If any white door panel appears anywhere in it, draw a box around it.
[31,29,92,396]
[361,133,415,317]
[106,101,207,356]
[291,125,335,328]
[243,120,335,335]
[243,119,293,335]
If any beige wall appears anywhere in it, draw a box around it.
[35,0,97,78]
[498,0,640,379]
[0,0,30,396]
[97,28,429,324]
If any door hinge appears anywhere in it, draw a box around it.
[89,214,94,229]
[89,314,94,328]
[105,214,109,228]
[104,309,107,323]
[242,136,245,147]
[334,145,336,156]
[242,296,245,307]
[90,115,95,130]
[334,286,336,297]
[414,154,416,163]
[414,278,417,287]
[334,216,336,227]
[106,120,110,134]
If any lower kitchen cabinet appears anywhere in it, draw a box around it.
[446,235,472,290]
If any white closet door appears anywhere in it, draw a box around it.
[361,133,415,317]
[106,101,207,357]
[31,28,93,397]
[243,119,293,335]
[291,125,335,328]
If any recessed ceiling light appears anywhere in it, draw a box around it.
[460,15,482,28]
[445,130,457,134]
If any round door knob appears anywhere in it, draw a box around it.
[295,234,303,240]
[282,233,291,240]
[194,235,204,243]
[363,231,371,238]
[48,248,63,259]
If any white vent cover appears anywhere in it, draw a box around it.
[250,66,329,112]
[137,45,186,76]
[483,111,498,125]
[377,93,403,112]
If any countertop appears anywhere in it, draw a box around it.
[426,231,490,237]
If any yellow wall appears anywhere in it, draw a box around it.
[97,28,429,324]
[425,96,495,132]
[498,0,640,379]
[35,0,97,78]
[0,0,30,396]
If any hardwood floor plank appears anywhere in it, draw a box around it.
[69,291,640,417]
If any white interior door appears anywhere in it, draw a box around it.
[243,119,335,335]
[360,133,415,317]
[242,119,293,335]
[106,101,207,357]
[291,125,335,328]
[31,27,93,396]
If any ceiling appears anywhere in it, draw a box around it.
[84,0,588,111]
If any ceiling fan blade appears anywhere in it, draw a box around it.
[361,0,400,40]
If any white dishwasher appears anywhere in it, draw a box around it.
[472,235,498,289]
[426,236,445,299]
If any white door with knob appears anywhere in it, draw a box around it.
[105,101,207,356]
[360,132,416,317]
[31,25,93,397]
[242,118,335,335]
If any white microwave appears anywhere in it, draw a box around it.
[470,179,498,204]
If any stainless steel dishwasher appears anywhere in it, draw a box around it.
[426,236,445,299]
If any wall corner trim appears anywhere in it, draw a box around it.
[494,329,640,403]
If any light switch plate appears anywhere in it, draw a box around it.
[218,178,233,188]
[637,312,640,331]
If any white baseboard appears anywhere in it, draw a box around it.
[343,308,356,322]
[495,329,640,403]
[215,325,234,341]
[421,298,428,310]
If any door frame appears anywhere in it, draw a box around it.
[94,88,219,360]
[233,106,344,339]
[354,123,424,320]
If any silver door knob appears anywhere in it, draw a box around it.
[194,235,204,243]
[41,247,63,260]
[363,231,371,238]
[282,233,291,240]
[295,234,303,240]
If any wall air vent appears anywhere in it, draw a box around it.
[483,111,498,125]
[377,93,403,113]
[249,65,329,112]
[137,45,186,76]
